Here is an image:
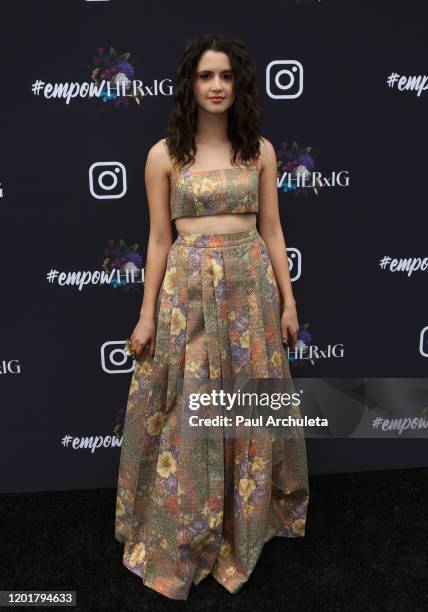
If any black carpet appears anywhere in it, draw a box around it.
[1,468,427,611]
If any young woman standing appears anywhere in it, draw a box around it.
[115,33,309,600]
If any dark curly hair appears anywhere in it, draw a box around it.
[165,33,261,172]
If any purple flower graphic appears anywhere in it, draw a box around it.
[298,328,312,346]
[100,238,144,292]
[287,323,320,368]
[89,46,144,107]
[115,60,135,79]
[296,153,315,171]
[124,250,143,267]
[276,141,322,197]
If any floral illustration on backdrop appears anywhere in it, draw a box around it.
[287,323,319,367]
[89,46,144,106]
[100,239,144,291]
[276,141,324,197]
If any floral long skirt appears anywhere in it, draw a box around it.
[115,225,309,600]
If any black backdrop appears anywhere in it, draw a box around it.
[1,0,427,494]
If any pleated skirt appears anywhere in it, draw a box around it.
[115,225,309,600]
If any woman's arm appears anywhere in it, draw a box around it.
[257,137,296,310]
[139,140,173,319]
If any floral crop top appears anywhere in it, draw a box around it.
[162,140,259,221]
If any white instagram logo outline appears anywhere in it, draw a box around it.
[419,326,428,357]
[89,161,127,199]
[287,248,302,281]
[101,340,134,374]
[266,60,304,99]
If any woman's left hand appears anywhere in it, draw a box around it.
[280,302,300,348]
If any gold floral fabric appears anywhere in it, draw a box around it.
[169,164,259,220]
[115,226,310,600]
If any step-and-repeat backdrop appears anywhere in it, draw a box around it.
[1,0,427,493]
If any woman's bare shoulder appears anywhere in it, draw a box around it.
[149,137,170,157]
[257,136,276,172]
[145,138,172,177]
[258,136,275,154]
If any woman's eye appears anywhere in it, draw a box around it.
[199,73,232,80]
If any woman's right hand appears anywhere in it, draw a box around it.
[129,315,157,361]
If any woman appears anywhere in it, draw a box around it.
[115,33,309,600]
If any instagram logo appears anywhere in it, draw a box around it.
[89,161,127,199]
[101,340,134,374]
[266,60,304,99]
[287,248,302,281]
[419,326,428,357]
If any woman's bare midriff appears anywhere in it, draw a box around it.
[175,212,257,235]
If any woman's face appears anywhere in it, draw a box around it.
[193,50,236,114]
